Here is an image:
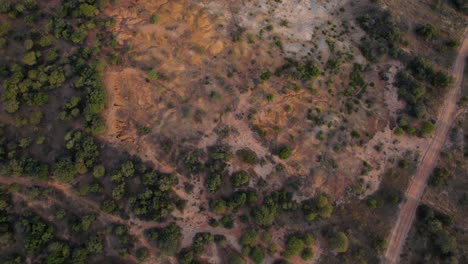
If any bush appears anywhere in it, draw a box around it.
[416,24,437,40]
[239,229,259,247]
[429,167,450,186]
[251,204,277,227]
[22,51,37,66]
[420,121,435,136]
[209,199,227,214]
[53,158,78,183]
[331,232,349,253]
[147,69,159,81]
[236,148,258,164]
[275,145,292,160]
[301,248,314,260]
[152,223,181,255]
[283,236,304,258]
[92,165,105,178]
[149,13,159,24]
[249,246,264,264]
[231,171,250,188]
[302,194,333,221]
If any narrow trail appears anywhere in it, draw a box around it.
[383,32,468,264]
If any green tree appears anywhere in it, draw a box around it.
[239,229,259,247]
[79,4,99,17]
[231,171,250,188]
[53,158,77,183]
[92,165,105,178]
[420,121,435,136]
[147,69,159,81]
[331,232,349,253]
[236,148,258,164]
[275,145,292,160]
[22,51,37,66]
[153,223,181,255]
[283,235,305,258]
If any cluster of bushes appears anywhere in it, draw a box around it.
[251,190,297,227]
[0,0,112,137]
[204,145,233,193]
[235,148,258,165]
[357,10,403,61]
[416,24,437,41]
[238,229,265,263]
[407,57,452,89]
[0,187,105,264]
[429,167,450,186]
[415,205,458,260]
[282,233,315,260]
[145,223,181,255]
[178,232,213,264]
[301,194,333,221]
[128,170,178,222]
[274,59,321,81]
[273,145,292,160]
[209,190,258,215]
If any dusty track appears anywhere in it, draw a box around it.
[383,32,468,264]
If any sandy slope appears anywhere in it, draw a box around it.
[384,31,468,264]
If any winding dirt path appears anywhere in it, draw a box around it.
[0,176,161,259]
[383,32,468,264]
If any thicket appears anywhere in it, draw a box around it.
[415,205,458,260]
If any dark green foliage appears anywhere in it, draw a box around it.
[236,148,258,164]
[86,235,103,254]
[301,248,314,260]
[302,194,333,221]
[210,198,227,214]
[206,173,222,193]
[231,170,250,188]
[136,247,149,262]
[147,223,181,255]
[192,232,213,255]
[429,167,450,186]
[239,229,259,247]
[416,24,437,40]
[407,57,452,88]
[419,121,435,136]
[260,71,272,81]
[357,10,402,61]
[147,69,159,81]
[149,13,159,24]
[415,205,458,258]
[283,236,304,258]
[345,63,366,96]
[251,203,276,227]
[274,145,292,160]
[130,171,178,222]
[46,242,71,264]
[53,157,77,183]
[330,232,349,253]
[19,216,55,254]
[249,246,265,264]
[275,59,321,81]
[220,215,234,229]
[395,71,427,118]
[282,233,314,259]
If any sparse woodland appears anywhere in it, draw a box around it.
[0,0,466,263]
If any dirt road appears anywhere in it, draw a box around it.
[383,33,468,263]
